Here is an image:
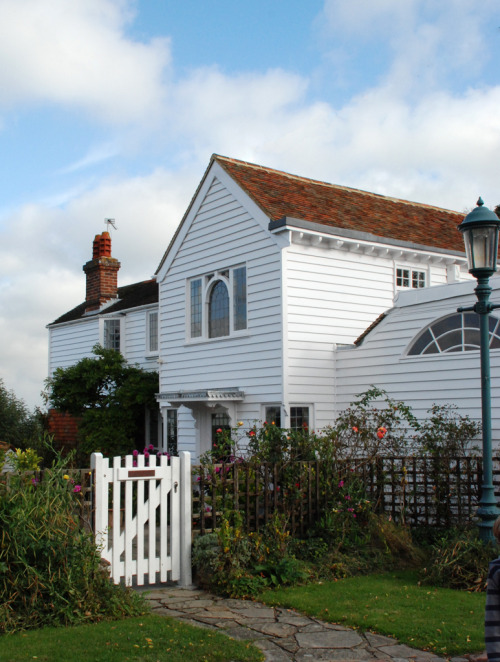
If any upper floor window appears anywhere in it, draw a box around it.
[147,310,158,353]
[407,312,500,356]
[188,266,247,340]
[396,267,426,289]
[103,318,120,351]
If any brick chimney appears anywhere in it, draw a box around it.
[83,231,121,313]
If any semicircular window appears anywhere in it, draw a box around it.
[407,312,500,356]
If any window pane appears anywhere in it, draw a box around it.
[396,269,409,287]
[290,407,309,430]
[412,271,425,288]
[431,314,462,338]
[209,280,229,338]
[437,329,463,352]
[104,319,120,351]
[233,266,247,331]
[463,328,481,348]
[265,406,281,427]
[190,279,202,338]
[408,329,433,355]
[148,311,158,352]
[166,409,177,456]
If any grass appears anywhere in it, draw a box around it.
[0,615,263,662]
[259,570,485,657]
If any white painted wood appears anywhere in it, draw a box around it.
[91,451,191,586]
[179,451,192,586]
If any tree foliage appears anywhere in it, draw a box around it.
[0,378,41,447]
[45,345,159,459]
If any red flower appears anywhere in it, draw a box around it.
[216,428,222,433]
[352,426,358,433]
[249,430,256,436]
[377,426,387,439]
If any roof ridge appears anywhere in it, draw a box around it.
[213,153,462,216]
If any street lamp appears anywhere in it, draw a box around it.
[458,197,500,544]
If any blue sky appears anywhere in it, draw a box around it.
[0,0,499,408]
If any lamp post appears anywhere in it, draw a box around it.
[458,197,500,544]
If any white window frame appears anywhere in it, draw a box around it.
[146,309,159,355]
[288,405,313,431]
[186,265,247,342]
[262,404,282,427]
[395,265,427,291]
[102,317,121,352]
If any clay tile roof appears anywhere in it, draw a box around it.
[214,155,465,253]
[50,279,158,325]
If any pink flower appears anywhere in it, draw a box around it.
[73,485,81,493]
[216,428,222,434]
[148,444,154,451]
[345,494,351,500]
[347,507,354,512]
[144,451,150,459]
[133,450,139,457]
[338,480,344,488]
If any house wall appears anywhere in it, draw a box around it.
[48,318,100,374]
[48,307,159,376]
[333,277,500,447]
[158,176,284,425]
[283,239,452,430]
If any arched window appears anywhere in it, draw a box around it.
[407,312,500,356]
[209,280,229,338]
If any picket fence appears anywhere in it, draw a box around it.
[91,451,191,586]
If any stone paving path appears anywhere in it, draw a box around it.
[140,585,477,662]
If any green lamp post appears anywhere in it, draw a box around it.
[458,198,500,543]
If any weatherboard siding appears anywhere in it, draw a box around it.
[158,177,284,420]
[334,282,500,446]
[48,318,100,374]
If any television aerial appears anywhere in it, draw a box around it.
[104,218,117,231]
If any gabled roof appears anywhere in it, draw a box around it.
[214,155,465,253]
[49,279,158,326]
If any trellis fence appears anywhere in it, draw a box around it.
[192,455,497,536]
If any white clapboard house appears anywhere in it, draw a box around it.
[154,155,477,461]
[47,231,161,448]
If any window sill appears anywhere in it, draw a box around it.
[184,332,250,347]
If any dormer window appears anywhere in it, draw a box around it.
[188,266,247,341]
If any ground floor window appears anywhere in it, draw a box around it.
[264,405,281,427]
[166,409,178,456]
[211,412,231,461]
[290,406,309,431]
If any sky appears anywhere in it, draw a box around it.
[1,0,500,410]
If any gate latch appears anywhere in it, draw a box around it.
[174,481,178,493]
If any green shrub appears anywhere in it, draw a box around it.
[420,527,495,591]
[192,512,307,598]
[0,448,145,633]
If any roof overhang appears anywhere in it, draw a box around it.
[157,388,245,404]
[269,216,467,262]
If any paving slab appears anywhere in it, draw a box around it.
[139,585,476,662]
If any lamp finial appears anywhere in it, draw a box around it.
[477,197,484,207]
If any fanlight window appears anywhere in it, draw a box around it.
[407,312,500,356]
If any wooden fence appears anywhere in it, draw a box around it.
[192,455,495,536]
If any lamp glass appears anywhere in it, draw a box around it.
[462,225,499,274]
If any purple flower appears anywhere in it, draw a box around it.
[31,477,39,486]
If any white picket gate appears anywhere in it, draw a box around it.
[90,451,192,587]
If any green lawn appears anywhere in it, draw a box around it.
[259,570,485,657]
[0,615,263,662]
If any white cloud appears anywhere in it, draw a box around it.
[0,0,171,123]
